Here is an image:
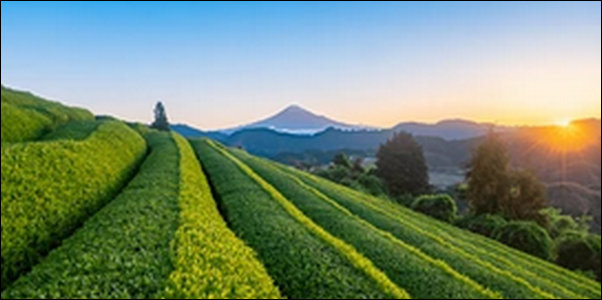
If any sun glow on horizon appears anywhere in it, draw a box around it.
[556,120,573,128]
[544,122,592,153]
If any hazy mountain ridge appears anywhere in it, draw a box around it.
[219,105,375,135]
[175,105,513,141]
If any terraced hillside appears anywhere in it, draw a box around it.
[1,87,94,143]
[3,133,280,299]
[192,140,601,300]
[1,91,600,299]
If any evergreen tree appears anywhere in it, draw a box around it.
[467,131,511,215]
[375,132,429,197]
[467,131,547,223]
[151,102,170,131]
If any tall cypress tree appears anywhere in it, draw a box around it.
[151,102,170,131]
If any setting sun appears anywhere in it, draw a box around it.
[556,120,572,128]
[543,122,592,153]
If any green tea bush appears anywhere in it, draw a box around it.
[411,194,458,223]
[495,221,554,261]
[1,121,146,290]
[1,87,93,143]
[456,214,508,239]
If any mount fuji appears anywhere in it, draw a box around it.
[220,105,374,135]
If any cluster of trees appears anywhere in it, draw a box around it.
[314,153,387,197]
[462,133,600,280]
[315,131,600,281]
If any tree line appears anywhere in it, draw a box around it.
[315,131,600,281]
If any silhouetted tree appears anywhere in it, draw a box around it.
[151,102,170,131]
[467,131,547,224]
[506,169,547,225]
[375,132,429,197]
[467,131,512,215]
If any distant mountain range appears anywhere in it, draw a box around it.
[173,105,509,141]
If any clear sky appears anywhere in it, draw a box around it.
[1,1,600,130]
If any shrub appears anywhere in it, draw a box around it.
[541,208,591,239]
[411,194,458,223]
[1,102,53,143]
[396,194,416,207]
[357,173,387,196]
[556,233,600,282]
[456,214,508,239]
[1,121,146,290]
[496,221,554,261]
[315,165,349,183]
[3,133,281,299]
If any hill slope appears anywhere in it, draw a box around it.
[193,140,601,299]
[1,87,94,143]
[1,88,600,299]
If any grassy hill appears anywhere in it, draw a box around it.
[1,87,94,143]
[1,88,600,299]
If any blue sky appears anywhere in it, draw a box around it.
[1,1,600,129]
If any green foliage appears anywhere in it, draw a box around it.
[274,163,599,299]
[151,102,170,131]
[1,102,52,143]
[411,195,458,223]
[467,132,547,224]
[495,221,554,261]
[467,131,512,216]
[1,87,94,143]
[41,120,101,141]
[221,144,410,299]
[229,148,497,299]
[542,208,592,239]
[160,135,281,299]
[2,132,180,299]
[128,122,153,136]
[591,235,601,282]
[506,170,548,225]
[193,140,400,299]
[456,214,508,239]
[332,152,352,169]
[315,156,386,197]
[2,133,281,299]
[375,132,429,197]
[357,173,388,196]
[316,165,350,183]
[396,194,416,207]
[556,233,601,282]
[1,121,147,291]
